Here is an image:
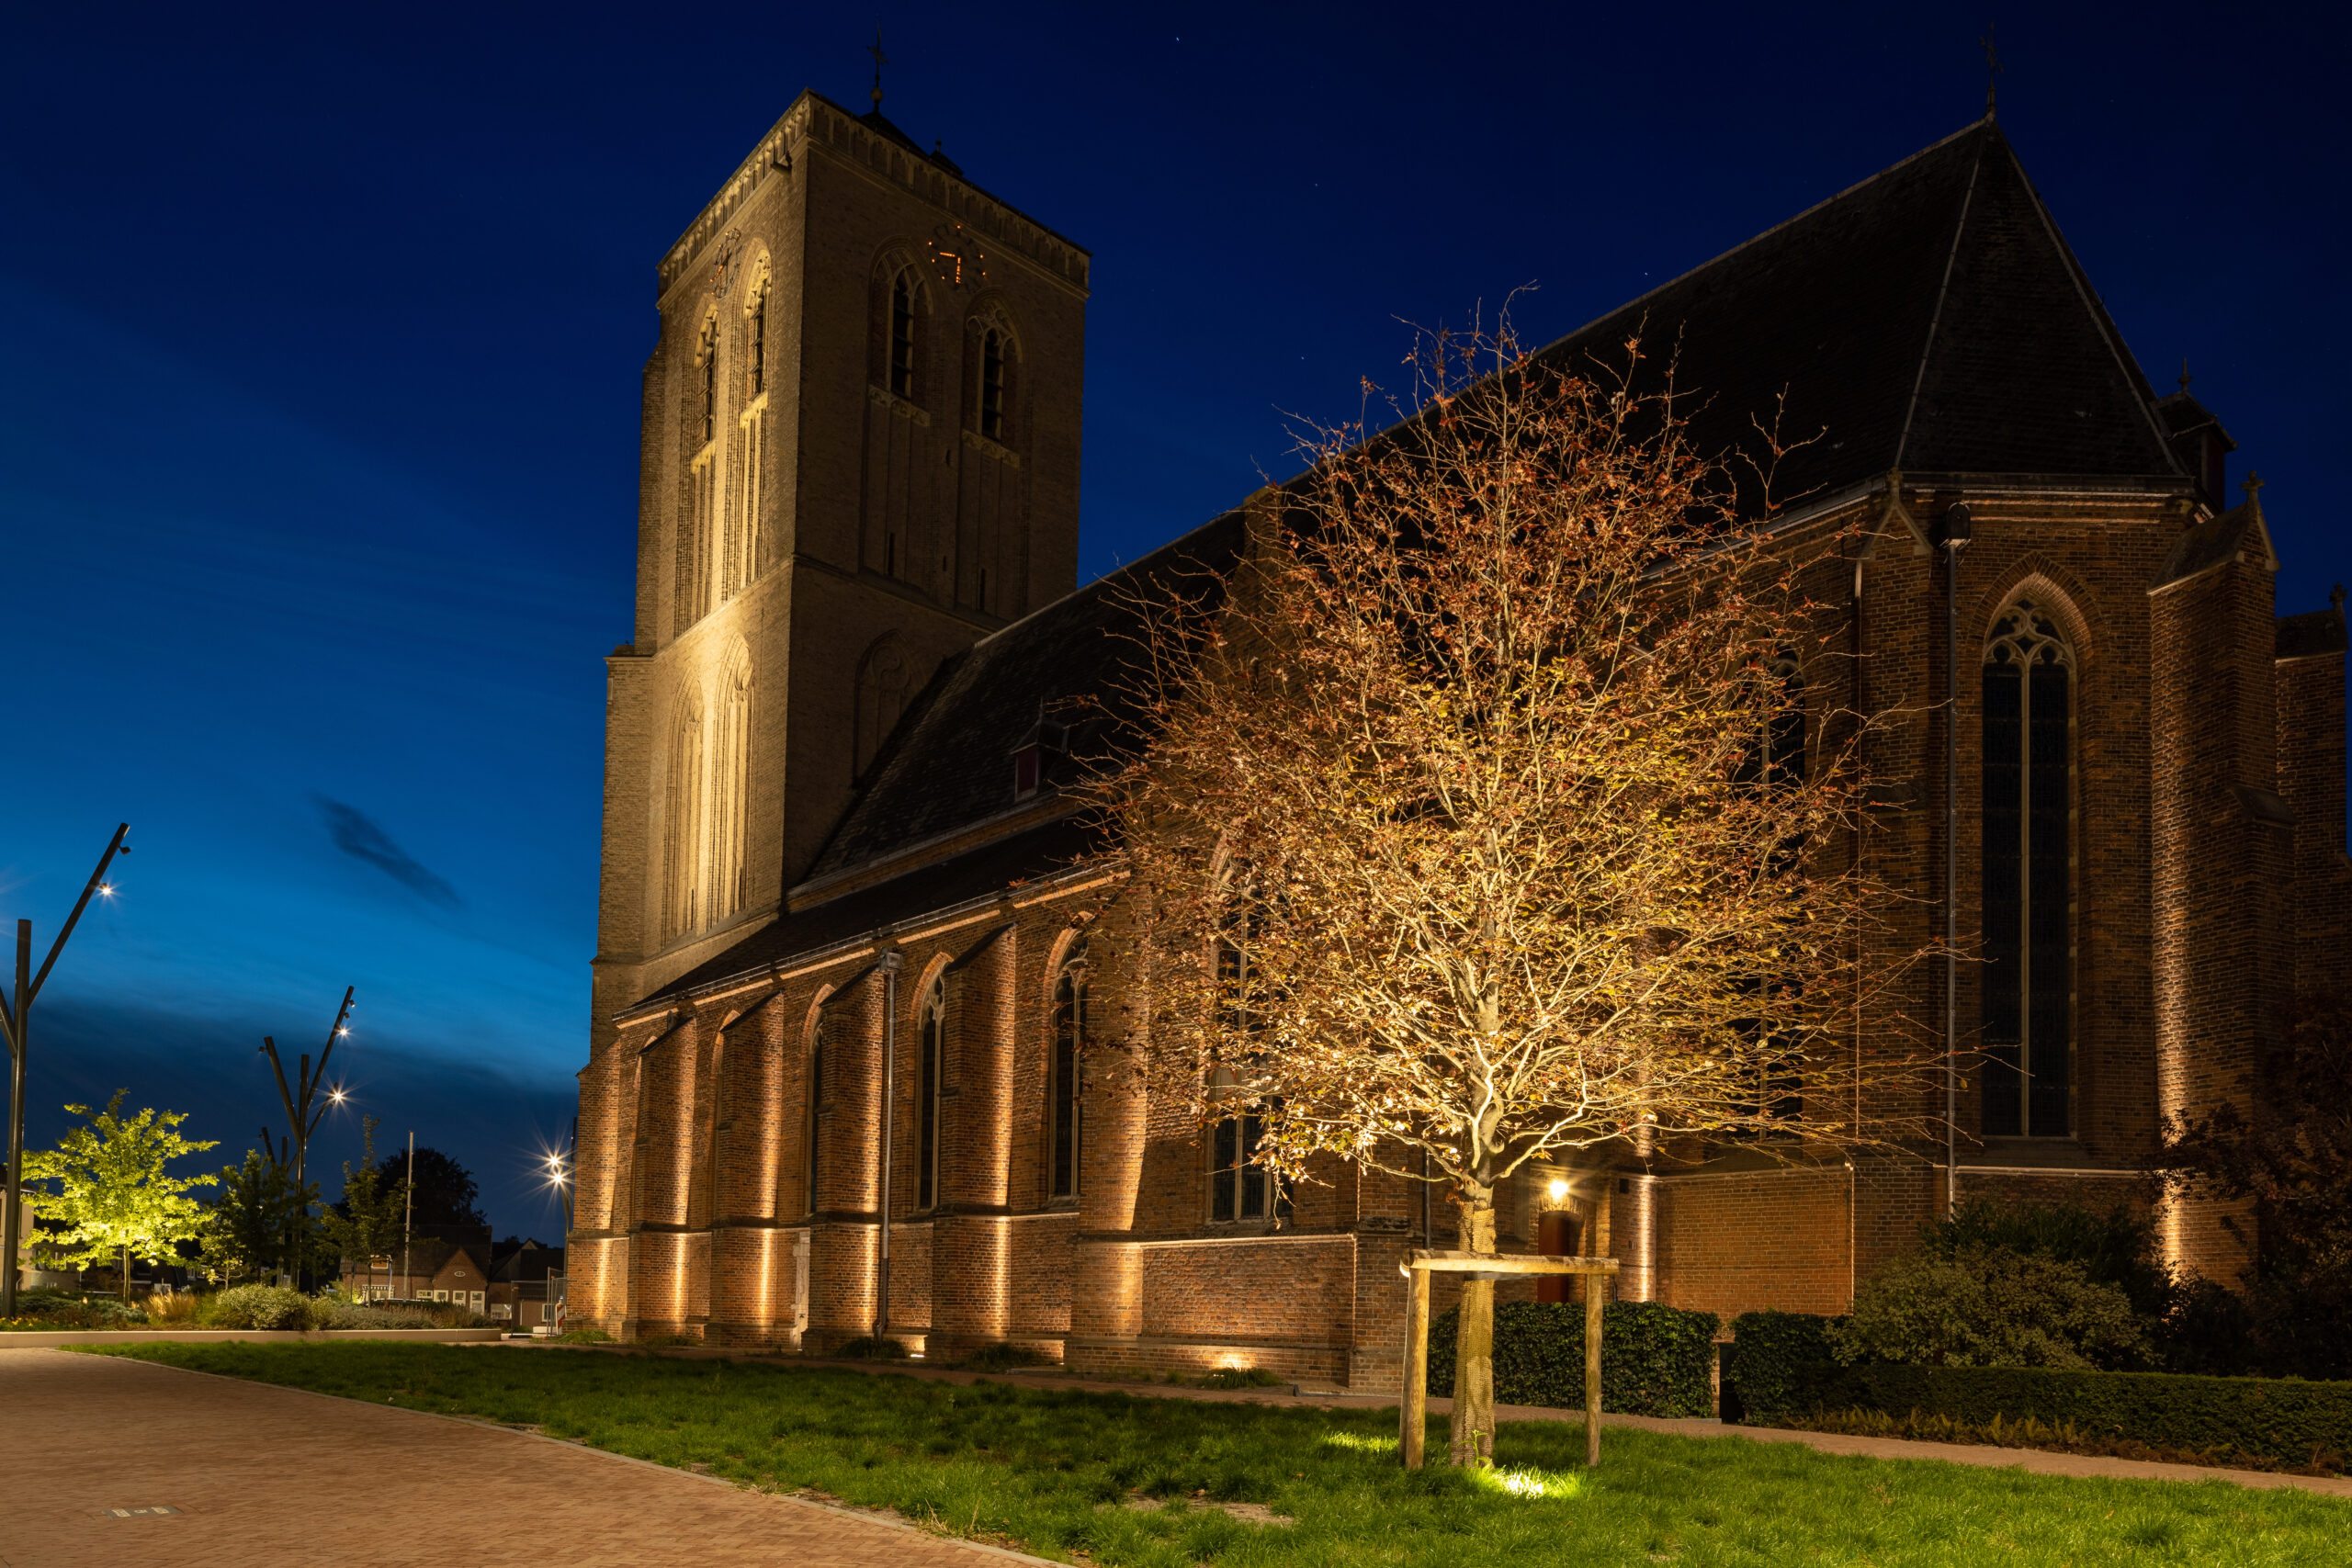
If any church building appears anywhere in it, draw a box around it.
[568,85,2348,1389]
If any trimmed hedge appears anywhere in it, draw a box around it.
[1722,1309,1840,1422]
[1723,1310,2352,1471]
[1796,1361,2352,1472]
[1425,1300,1719,1417]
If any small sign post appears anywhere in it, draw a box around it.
[1397,1250,1621,1472]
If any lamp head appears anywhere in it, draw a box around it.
[1546,1178,1570,1204]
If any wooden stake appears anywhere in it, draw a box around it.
[1400,1259,1430,1469]
[1584,1276,1603,1469]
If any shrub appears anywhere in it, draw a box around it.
[1722,1309,1840,1422]
[559,1326,615,1344]
[1926,1198,2174,1316]
[1425,1300,1719,1417]
[317,1301,443,1330]
[145,1291,201,1325]
[956,1342,1051,1372]
[202,1284,324,1330]
[2,1289,148,1329]
[1195,1366,1287,1389]
[1782,1360,2352,1474]
[1829,1246,2150,1370]
[831,1336,910,1360]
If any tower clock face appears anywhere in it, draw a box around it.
[929,225,988,291]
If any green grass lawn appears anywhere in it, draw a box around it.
[94,1342,2352,1566]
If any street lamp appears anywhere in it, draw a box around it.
[258,986,356,1289]
[1,822,130,1316]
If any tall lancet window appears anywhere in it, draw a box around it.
[1982,598,2075,1138]
[888,268,918,400]
[660,692,706,942]
[708,649,752,922]
[916,979,944,1211]
[680,311,720,630]
[1048,951,1085,1200]
[803,1014,825,1218]
[978,328,1008,442]
[729,277,769,603]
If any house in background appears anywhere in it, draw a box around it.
[488,1238,566,1325]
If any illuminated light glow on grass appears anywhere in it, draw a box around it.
[1472,1465,1584,1501]
[1319,1431,1395,1454]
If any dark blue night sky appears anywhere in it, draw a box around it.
[4,4,2345,1231]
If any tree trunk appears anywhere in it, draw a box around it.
[119,1245,130,1303]
[1447,1185,1498,1467]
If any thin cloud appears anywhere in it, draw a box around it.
[313,796,461,908]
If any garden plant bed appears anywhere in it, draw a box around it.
[2,1326,508,1348]
[94,1341,2352,1566]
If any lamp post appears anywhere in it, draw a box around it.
[1,822,130,1316]
[258,986,356,1289]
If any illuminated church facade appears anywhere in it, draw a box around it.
[567,86,2348,1386]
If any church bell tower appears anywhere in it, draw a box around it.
[586,84,1090,1058]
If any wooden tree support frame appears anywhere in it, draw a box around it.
[1397,1250,1623,1471]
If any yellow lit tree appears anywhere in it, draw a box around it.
[23,1091,218,1303]
[1100,324,1931,1466]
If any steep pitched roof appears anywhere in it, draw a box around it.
[2276,604,2348,660]
[1529,118,2179,503]
[2156,491,2278,589]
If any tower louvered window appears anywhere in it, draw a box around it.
[1982,600,2075,1138]
[979,328,1007,441]
[889,269,917,400]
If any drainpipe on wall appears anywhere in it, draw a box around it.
[1939,503,1973,1219]
[876,950,903,1342]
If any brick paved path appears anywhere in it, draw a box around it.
[0,1348,1055,1568]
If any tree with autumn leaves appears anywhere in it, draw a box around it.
[1099,325,1932,1466]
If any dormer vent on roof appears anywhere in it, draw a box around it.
[1011,705,1069,801]
[2155,387,2235,512]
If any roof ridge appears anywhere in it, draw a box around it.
[1528,118,1991,367]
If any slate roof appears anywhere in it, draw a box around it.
[1526,118,2179,505]
[641,118,2198,1010]
[2157,493,2278,588]
[650,817,1108,1002]
[2277,604,2349,660]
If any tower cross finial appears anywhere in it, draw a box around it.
[2178,357,2193,394]
[867,30,888,110]
[2243,470,2264,502]
[1981,25,2002,119]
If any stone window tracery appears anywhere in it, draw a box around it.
[1982,596,2076,1138]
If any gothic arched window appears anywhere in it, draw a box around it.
[916,978,944,1211]
[978,327,1009,442]
[1982,597,2075,1138]
[746,277,768,398]
[803,1006,827,1218]
[661,692,705,942]
[698,311,719,445]
[888,268,918,400]
[854,635,911,779]
[708,649,752,921]
[1047,952,1085,1201]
